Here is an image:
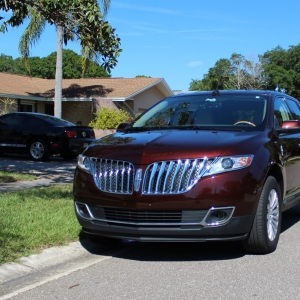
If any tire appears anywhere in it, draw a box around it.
[29,139,50,161]
[243,176,282,254]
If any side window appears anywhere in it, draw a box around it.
[274,98,292,126]
[26,117,46,127]
[286,99,300,121]
[0,115,22,126]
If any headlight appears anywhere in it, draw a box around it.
[203,155,253,176]
[78,154,91,173]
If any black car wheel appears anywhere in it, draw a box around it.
[243,176,282,254]
[29,139,50,161]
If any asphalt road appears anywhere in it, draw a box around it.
[1,154,300,299]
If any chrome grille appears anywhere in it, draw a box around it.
[90,158,134,194]
[142,158,211,194]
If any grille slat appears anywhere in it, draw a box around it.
[90,157,212,195]
[97,208,207,225]
[143,158,211,195]
[104,209,183,224]
[91,158,134,194]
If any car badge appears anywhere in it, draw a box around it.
[134,169,143,192]
[82,132,86,137]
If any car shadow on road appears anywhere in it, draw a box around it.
[79,231,246,262]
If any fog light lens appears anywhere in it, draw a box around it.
[75,202,92,220]
[202,207,235,226]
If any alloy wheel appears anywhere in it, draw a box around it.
[30,141,45,160]
[266,188,279,241]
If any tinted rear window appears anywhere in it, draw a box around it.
[35,115,75,126]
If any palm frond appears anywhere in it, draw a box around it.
[19,9,46,59]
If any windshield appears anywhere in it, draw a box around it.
[133,94,268,131]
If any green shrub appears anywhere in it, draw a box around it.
[89,107,131,129]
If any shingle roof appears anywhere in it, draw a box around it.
[0,73,173,100]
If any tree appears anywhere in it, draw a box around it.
[230,53,246,90]
[189,58,234,91]
[261,45,300,98]
[230,53,265,90]
[1,0,121,117]
[0,97,17,115]
[0,54,14,72]
[189,53,265,91]
[0,50,110,78]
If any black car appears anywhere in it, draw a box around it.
[0,112,95,160]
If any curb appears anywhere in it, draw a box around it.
[0,241,112,299]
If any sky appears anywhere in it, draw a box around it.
[1,0,300,91]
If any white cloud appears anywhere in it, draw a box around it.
[187,61,202,68]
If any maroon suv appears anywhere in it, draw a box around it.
[73,90,300,254]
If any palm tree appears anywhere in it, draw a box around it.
[19,1,111,118]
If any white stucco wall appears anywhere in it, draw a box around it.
[132,87,165,114]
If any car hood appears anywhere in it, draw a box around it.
[85,129,266,165]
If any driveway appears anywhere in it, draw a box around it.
[0,154,77,186]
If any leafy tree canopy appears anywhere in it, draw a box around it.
[0,0,121,72]
[261,45,300,98]
[189,43,300,99]
[189,54,264,92]
[0,50,110,78]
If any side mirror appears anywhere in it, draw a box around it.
[116,122,130,132]
[277,120,300,134]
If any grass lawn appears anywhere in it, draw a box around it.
[0,183,81,265]
[0,170,37,183]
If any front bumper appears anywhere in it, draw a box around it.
[67,138,95,153]
[75,204,254,242]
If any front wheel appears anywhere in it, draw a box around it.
[29,139,50,161]
[243,176,282,254]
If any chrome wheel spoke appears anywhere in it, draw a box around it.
[31,142,44,159]
[266,188,279,241]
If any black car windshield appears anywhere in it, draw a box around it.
[133,94,268,131]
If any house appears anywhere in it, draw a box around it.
[0,73,173,125]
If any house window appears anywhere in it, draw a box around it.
[45,103,54,115]
[20,104,33,112]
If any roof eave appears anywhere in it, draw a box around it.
[125,79,173,100]
[0,93,93,102]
